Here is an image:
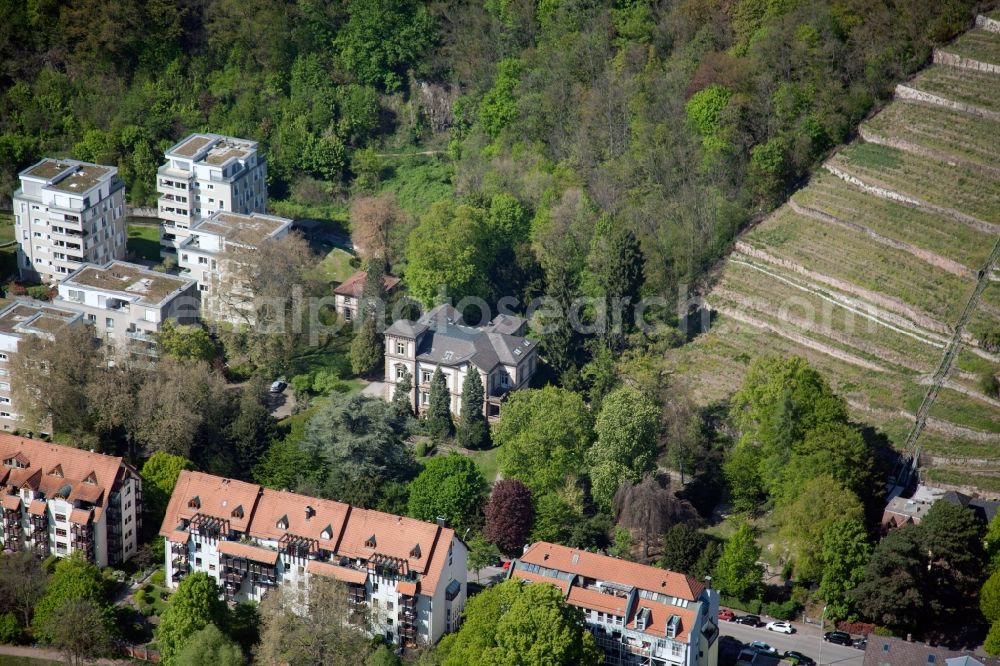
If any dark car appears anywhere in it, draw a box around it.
[853,638,868,650]
[783,651,816,666]
[734,614,762,627]
[824,631,853,646]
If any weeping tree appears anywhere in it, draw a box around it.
[613,475,700,559]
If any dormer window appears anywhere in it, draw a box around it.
[410,544,422,559]
[276,515,288,530]
[188,496,201,509]
[231,505,243,519]
[49,465,63,478]
[83,471,97,485]
[365,535,377,548]
[321,525,332,540]
[3,453,28,469]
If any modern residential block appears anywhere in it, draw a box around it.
[13,158,127,284]
[510,541,720,666]
[157,133,267,256]
[334,270,402,323]
[55,261,198,358]
[0,433,143,567]
[384,304,538,419]
[0,301,83,432]
[160,471,468,647]
[175,211,292,324]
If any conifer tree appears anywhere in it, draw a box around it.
[456,369,490,449]
[426,367,453,439]
[392,366,413,417]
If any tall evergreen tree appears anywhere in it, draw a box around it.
[426,367,453,439]
[350,259,387,376]
[599,228,645,350]
[540,260,581,384]
[392,366,413,417]
[456,370,489,449]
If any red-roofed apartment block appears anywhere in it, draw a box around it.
[160,471,468,648]
[0,434,142,567]
[510,541,720,666]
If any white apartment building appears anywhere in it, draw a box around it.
[0,301,83,432]
[13,158,126,284]
[384,304,538,420]
[0,433,143,567]
[175,211,292,324]
[157,133,267,256]
[511,542,720,666]
[161,471,467,647]
[54,261,198,358]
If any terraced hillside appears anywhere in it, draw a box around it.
[664,14,1000,494]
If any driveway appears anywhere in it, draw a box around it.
[268,388,296,419]
[361,381,388,400]
[720,619,864,666]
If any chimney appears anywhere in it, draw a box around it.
[435,516,448,528]
[305,505,315,520]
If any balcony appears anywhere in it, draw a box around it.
[171,542,187,556]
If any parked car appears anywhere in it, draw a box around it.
[824,631,853,646]
[853,638,868,650]
[783,651,816,666]
[719,609,737,622]
[766,621,795,634]
[749,641,775,653]
[734,614,762,627]
[269,379,287,393]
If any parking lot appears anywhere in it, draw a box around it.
[718,615,865,666]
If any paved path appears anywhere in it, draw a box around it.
[268,388,296,419]
[720,620,864,666]
[0,644,132,664]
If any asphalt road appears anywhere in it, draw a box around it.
[719,621,865,666]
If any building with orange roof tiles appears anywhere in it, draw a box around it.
[160,471,467,647]
[510,541,720,666]
[0,433,142,567]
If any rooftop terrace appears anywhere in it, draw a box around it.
[188,211,291,249]
[64,262,193,305]
[167,133,257,166]
[0,301,80,337]
[21,159,115,195]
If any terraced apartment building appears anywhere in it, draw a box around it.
[0,433,143,567]
[157,133,268,257]
[176,211,292,325]
[0,300,82,432]
[510,542,720,666]
[161,471,468,647]
[13,158,127,284]
[54,261,198,358]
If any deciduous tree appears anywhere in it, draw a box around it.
[713,522,763,601]
[587,387,660,511]
[818,517,871,622]
[484,479,534,555]
[350,194,401,263]
[434,579,602,666]
[0,551,49,627]
[141,451,193,526]
[32,554,113,644]
[41,598,111,666]
[613,476,700,558]
[175,623,244,666]
[407,454,488,531]
[156,573,229,666]
[495,387,593,495]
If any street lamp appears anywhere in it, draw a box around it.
[817,605,828,666]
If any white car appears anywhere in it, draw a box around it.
[766,621,795,634]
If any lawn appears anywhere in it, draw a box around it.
[127,222,162,262]
[314,247,357,284]
[467,446,500,483]
[0,213,15,244]
[0,657,62,666]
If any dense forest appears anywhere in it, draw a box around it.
[0,0,983,308]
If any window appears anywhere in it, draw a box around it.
[395,365,406,380]
[195,557,202,566]
[55,513,66,522]
[395,341,405,355]
[209,564,216,571]
[198,256,208,264]
[420,392,429,405]
[105,318,114,329]
[421,371,431,384]
[55,528,67,537]
[0,383,9,391]
[67,289,84,302]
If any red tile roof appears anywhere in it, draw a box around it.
[0,434,124,512]
[249,489,349,552]
[396,580,418,596]
[627,600,696,641]
[519,542,704,601]
[159,471,261,536]
[217,540,280,565]
[510,569,570,594]
[167,529,188,543]
[28,500,46,516]
[1,495,20,511]
[333,271,402,298]
[69,508,92,524]
[306,560,369,585]
[567,586,628,616]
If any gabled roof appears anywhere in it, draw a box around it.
[333,271,402,298]
[518,542,705,601]
[249,489,349,552]
[0,434,125,511]
[863,636,1000,666]
[159,471,261,536]
[942,490,1000,524]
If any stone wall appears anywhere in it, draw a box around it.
[894,84,1000,122]
[933,48,1000,74]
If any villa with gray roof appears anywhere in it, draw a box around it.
[384,305,537,419]
[176,211,293,325]
[13,158,127,284]
[55,261,197,359]
[157,133,267,256]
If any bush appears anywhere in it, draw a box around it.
[150,569,166,586]
[291,373,314,397]
[26,285,50,300]
[0,611,25,645]
[980,369,999,399]
[873,626,895,637]
[142,583,154,593]
[313,368,349,394]
[720,595,762,615]
[135,590,148,605]
[415,441,429,457]
[764,600,802,620]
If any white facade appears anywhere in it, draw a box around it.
[161,473,467,647]
[175,211,292,325]
[54,261,198,358]
[0,435,142,567]
[157,134,267,256]
[13,159,126,284]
